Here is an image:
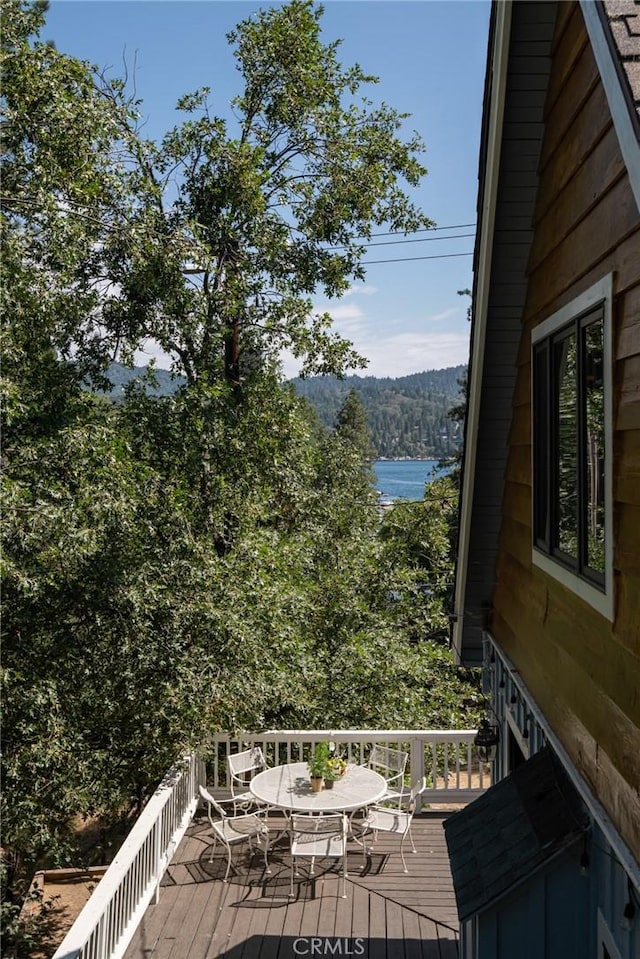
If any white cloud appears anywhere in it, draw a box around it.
[358,330,470,377]
[319,303,364,323]
[343,283,379,297]
[280,328,470,380]
[280,350,304,380]
[134,339,176,369]
[132,307,470,381]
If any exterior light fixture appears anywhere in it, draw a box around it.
[580,835,590,876]
[622,899,635,930]
[622,880,637,930]
[580,848,590,876]
[474,716,500,763]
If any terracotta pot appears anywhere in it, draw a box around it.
[310,776,324,792]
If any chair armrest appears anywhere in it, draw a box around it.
[211,795,242,809]
[229,813,270,838]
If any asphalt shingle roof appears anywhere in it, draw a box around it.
[443,747,590,922]
[602,0,640,129]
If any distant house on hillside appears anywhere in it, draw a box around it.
[448,2,640,957]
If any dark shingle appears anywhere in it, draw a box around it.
[602,0,640,121]
[443,747,589,922]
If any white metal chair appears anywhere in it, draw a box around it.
[198,784,270,882]
[289,813,348,898]
[365,744,409,805]
[226,746,271,813]
[357,781,419,873]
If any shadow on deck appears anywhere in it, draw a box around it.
[124,812,460,959]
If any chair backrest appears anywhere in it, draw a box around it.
[290,813,346,848]
[198,783,226,820]
[291,813,344,832]
[367,744,408,782]
[227,746,267,786]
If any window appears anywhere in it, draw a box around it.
[532,276,613,620]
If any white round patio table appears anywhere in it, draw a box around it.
[249,761,387,813]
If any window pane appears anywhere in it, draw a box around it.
[584,318,605,574]
[533,343,549,549]
[554,332,578,559]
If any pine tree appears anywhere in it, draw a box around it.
[334,388,376,462]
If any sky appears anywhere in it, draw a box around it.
[44,0,491,378]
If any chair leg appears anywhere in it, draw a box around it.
[399,836,408,874]
[361,825,368,868]
[223,845,233,882]
[208,834,218,864]
[408,824,417,854]
[289,856,296,898]
[262,832,271,875]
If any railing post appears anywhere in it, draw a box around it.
[154,818,162,905]
[410,738,425,812]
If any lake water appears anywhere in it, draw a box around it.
[373,459,443,501]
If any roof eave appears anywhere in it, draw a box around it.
[452,0,512,664]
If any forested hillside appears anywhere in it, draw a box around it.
[293,366,466,458]
[104,363,466,459]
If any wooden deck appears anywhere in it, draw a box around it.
[124,811,460,959]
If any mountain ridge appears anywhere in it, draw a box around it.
[292,365,466,459]
[103,362,466,459]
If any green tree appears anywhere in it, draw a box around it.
[334,387,376,462]
[108,0,431,385]
[378,474,460,642]
[1,6,480,950]
[88,0,432,527]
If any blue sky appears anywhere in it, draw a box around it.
[45,0,491,377]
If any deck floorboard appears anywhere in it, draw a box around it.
[124,812,460,959]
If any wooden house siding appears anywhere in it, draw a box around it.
[490,1,640,866]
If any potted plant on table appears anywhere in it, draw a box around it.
[308,741,331,791]
[324,755,347,790]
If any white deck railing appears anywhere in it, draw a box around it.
[208,729,489,808]
[51,729,486,959]
[52,753,206,959]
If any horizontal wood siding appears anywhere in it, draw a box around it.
[492,1,640,864]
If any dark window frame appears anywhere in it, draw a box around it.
[533,305,606,591]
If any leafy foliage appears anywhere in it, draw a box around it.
[97,361,466,462]
[1,4,480,952]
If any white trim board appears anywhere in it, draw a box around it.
[581,0,640,215]
[531,273,614,622]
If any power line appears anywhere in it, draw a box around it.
[3,192,476,264]
[363,251,473,265]
[329,232,475,251]
[356,222,476,239]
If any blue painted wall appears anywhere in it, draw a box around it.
[474,844,589,959]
